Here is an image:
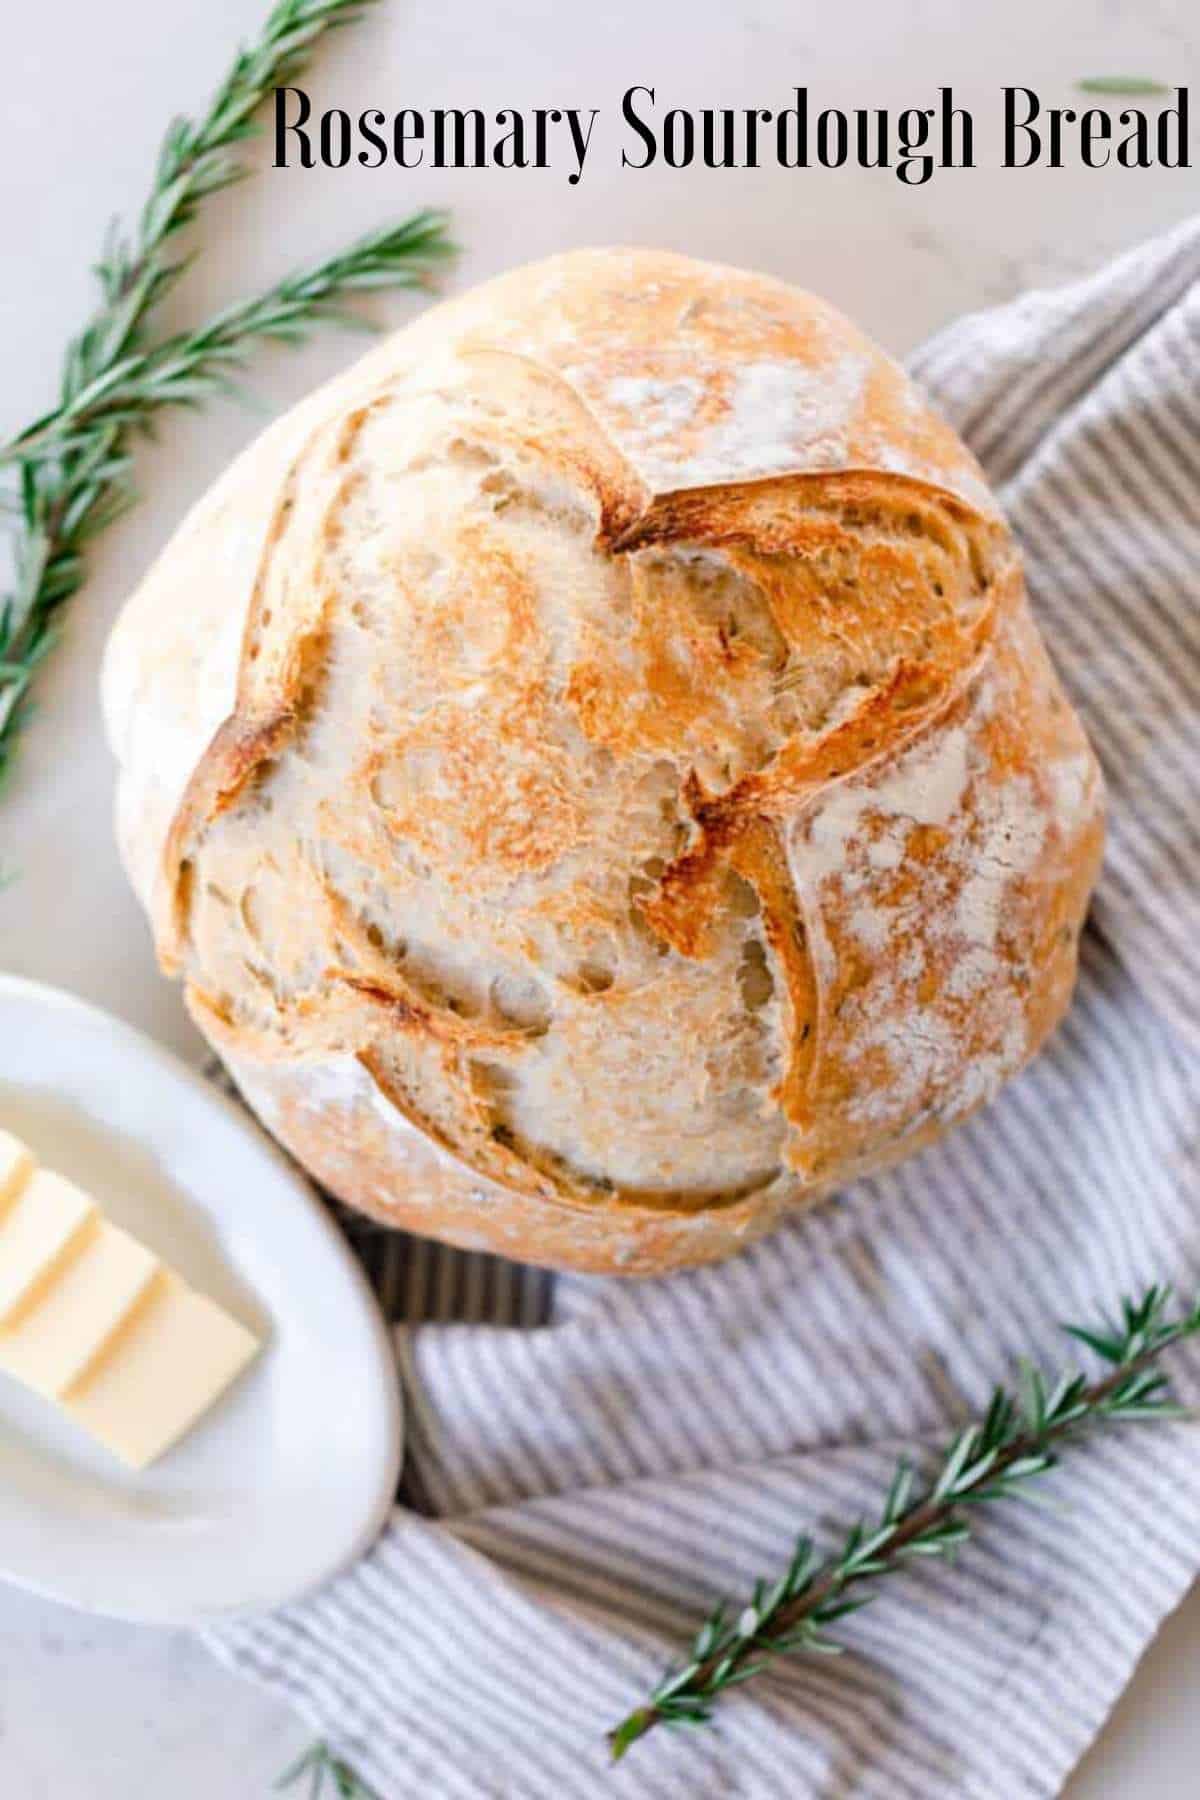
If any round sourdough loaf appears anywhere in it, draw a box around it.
[103,249,1105,1274]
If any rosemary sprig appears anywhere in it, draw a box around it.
[1,212,451,468]
[0,0,451,793]
[609,1285,1200,1761]
[276,1740,379,1799]
[3,0,373,473]
[1077,77,1171,96]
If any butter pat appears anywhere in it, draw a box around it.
[0,1128,33,1207]
[65,1272,259,1470]
[0,1129,261,1468]
[0,1168,95,1323]
[0,1217,158,1397]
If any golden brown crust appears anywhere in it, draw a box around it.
[102,249,1105,1274]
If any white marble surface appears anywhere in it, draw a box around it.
[1,0,1197,1792]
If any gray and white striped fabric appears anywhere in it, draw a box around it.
[211,216,1200,1799]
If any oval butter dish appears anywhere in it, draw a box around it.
[0,975,402,1624]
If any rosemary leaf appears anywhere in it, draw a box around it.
[276,1741,379,1799]
[608,1284,1200,1760]
[1077,77,1171,96]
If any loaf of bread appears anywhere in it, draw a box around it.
[103,249,1104,1274]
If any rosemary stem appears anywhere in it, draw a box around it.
[609,1295,1200,1759]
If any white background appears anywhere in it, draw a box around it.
[1,0,1197,1792]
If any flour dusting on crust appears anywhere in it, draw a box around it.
[784,620,1100,1170]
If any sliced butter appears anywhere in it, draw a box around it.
[0,1128,34,1209]
[0,1129,261,1469]
[65,1272,259,1470]
[0,1168,95,1323]
[0,1217,159,1398]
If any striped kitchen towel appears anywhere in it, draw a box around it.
[210,215,1200,1799]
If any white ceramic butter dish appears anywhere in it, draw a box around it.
[0,974,402,1624]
